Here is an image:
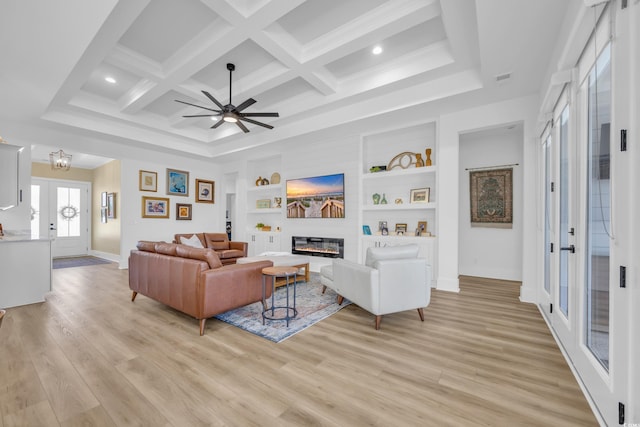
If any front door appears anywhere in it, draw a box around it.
[31,178,90,258]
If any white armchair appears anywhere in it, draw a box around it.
[329,244,431,329]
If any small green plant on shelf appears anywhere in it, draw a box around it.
[256,222,264,230]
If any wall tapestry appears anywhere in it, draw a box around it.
[469,167,513,228]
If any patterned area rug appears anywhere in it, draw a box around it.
[53,256,113,269]
[215,275,350,343]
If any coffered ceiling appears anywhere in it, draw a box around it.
[0,0,570,166]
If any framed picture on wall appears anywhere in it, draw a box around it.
[195,179,214,203]
[100,207,107,224]
[142,196,170,218]
[166,168,189,196]
[139,170,157,192]
[176,203,192,220]
[101,191,107,207]
[107,193,116,219]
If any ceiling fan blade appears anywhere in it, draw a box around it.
[175,99,220,113]
[201,90,225,110]
[240,112,279,117]
[183,113,221,118]
[239,116,274,129]
[210,118,225,129]
[234,98,256,112]
[236,121,250,133]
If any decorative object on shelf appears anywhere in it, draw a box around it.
[176,203,192,220]
[195,179,215,203]
[395,223,407,235]
[372,193,381,205]
[275,226,281,232]
[362,225,372,235]
[410,187,430,204]
[166,168,189,196]
[469,167,513,228]
[139,170,158,192]
[369,165,386,173]
[425,148,432,166]
[256,199,271,209]
[107,193,116,219]
[395,198,403,204]
[256,222,264,230]
[270,172,281,184]
[261,177,270,185]
[0,223,3,236]
[49,149,72,171]
[387,151,417,170]
[256,176,263,186]
[378,221,388,235]
[415,153,424,167]
[142,196,170,218]
[417,221,428,236]
[274,197,282,208]
[262,225,272,231]
[380,193,387,204]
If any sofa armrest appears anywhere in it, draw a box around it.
[332,258,379,314]
[229,241,248,257]
[198,260,272,318]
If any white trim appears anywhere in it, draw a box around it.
[89,249,121,264]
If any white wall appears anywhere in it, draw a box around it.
[458,126,523,281]
[119,157,224,268]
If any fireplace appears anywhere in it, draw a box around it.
[291,236,344,258]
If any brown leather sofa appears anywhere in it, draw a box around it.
[129,241,272,335]
[173,233,247,265]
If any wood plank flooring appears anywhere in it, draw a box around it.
[0,264,598,426]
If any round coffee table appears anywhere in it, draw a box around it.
[261,266,298,327]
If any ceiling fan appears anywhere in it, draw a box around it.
[175,63,279,133]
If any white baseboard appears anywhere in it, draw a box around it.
[89,250,121,264]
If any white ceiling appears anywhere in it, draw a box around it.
[0,0,571,169]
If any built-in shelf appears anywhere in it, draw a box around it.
[246,183,282,193]
[362,202,436,211]
[247,208,282,214]
[362,165,437,180]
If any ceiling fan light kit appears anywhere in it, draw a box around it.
[175,63,278,133]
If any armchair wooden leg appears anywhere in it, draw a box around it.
[375,315,382,330]
[321,285,327,294]
[417,308,424,322]
[131,291,138,302]
[199,319,206,336]
[337,295,344,305]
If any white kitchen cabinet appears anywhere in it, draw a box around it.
[0,237,52,307]
[0,144,24,210]
[247,232,282,256]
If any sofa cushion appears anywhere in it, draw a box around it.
[365,244,419,268]
[155,242,179,256]
[180,234,205,248]
[203,233,230,251]
[175,245,223,269]
[137,241,157,252]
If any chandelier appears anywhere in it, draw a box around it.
[49,149,72,171]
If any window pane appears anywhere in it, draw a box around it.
[559,107,569,316]
[31,185,40,239]
[544,136,552,294]
[57,187,81,238]
[586,44,610,370]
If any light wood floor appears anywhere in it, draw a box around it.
[0,264,597,426]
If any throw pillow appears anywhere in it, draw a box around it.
[175,246,223,269]
[180,234,204,248]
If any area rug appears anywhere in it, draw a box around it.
[53,256,113,269]
[215,275,350,343]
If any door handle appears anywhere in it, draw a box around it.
[560,245,575,253]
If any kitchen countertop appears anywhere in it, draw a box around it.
[0,230,50,242]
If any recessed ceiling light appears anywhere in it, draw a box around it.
[105,76,116,84]
[372,46,383,55]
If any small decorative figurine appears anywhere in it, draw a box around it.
[425,148,432,166]
[380,193,387,204]
[372,193,381,205]
[415,153,424,167]
[274,197,282,208]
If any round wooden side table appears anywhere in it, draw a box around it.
[261,266,298,327]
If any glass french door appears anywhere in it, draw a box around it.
[31,178,90,258]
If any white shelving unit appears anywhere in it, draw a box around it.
[245,156,283,253]
[359,122,438,283]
